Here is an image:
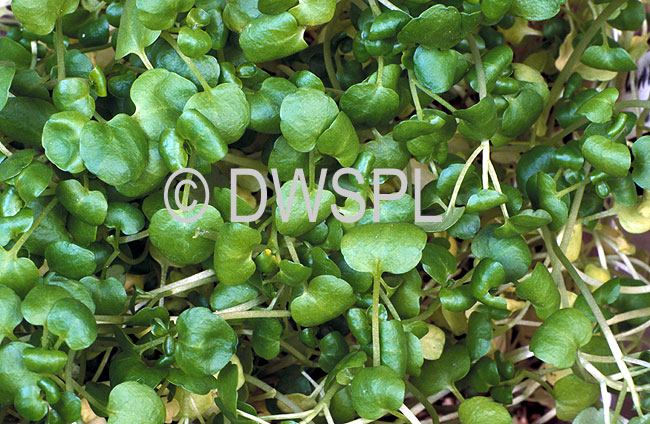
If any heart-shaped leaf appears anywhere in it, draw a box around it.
[458,396,511,424]
[131,69,197,141]
[411,343,470,396]
[56,179,107,226]
[349,366,405,420]
[554,374,600,420]
[341,223,427,275]
[471,224,531,281]
[582,135,631,177]
[530,308,592,368]
[149,205,223,265]
[175,307,237,376]
[80,114,148,186]
[515,263,560,319]
[214,223,261,286]
[280,87,339,152]
[45,241,96,280]
[107,381,166,424]
[46,297,98,350]
[0,286,21,341]
[290,275,355,326]
[42,112,88,174]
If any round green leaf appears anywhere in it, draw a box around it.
[43,112,88,174]
[471,224,531,281]
[107,381,165,424]
[175,307,237,376]
[56,179,108,226]
[280,87,339,152]
[530,308,593,368]
[45,241,96,280]
[458,396,511,424]
[149,205,223,265]
[582,135,631,177]
[214,223,261,286]
[341,223,427,275]
[0,286,22,339]
[349,366,405,420]
[46,297,98,350]
[290,275,355,327]
[80,114,148,186]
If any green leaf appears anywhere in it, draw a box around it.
[411,344,470,396]
[516,263,560,319]
[21,284,69,325]
[12,0,77,35]
[290,275,355,326]
[582,135,631,177]
[15,162,53,203]
[0,62,15,112]
[577,87,619,123]
[43,112,88,174]
[530,308,593,368]
[341,223,427,275]
[45,241,96,280]
[414,47,464,94]
[274,181,335,237]
[0,286,21,340]
[80,276,127,316]
[509,0,565,20]
[501,87,544,137]
[289,0,336,26]
[80,114,148,186]
[0,97,57,146]
[632,136,650,190]
[581,44,637,72]
[53,78,95,119]
[252,318,283,360]
[553,374,599,420]
[494,209,552,237]
[46,297,98,350]
[214,223,261,286]
[56,179,107,226]
[471,223,531,281]
[466,189,508,214]
[0,208,33,246]
[454,96,498,141]
[0,342,40,405]
[115,0,161,60]
[340,82,400,127]
[149,205,223,265]
[316,111,360,167]
[131,69,197,141]
[183,83,251,144]
[458,396,511,424]
[526,172,568,231]
[398,5,477,49]
[467,311,493,361]
[349,366,405,420]
[280,87,339,152]
[175,307,237,376]
[239,13,308,63]
[107,381,166,424]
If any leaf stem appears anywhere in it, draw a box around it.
[414,81,457,113]
[161,32,211,92]
[448,143,484,209]
[467,35,486,99]
[542,226,643,415]
[408,70,424,121]
[9,197,58,256]
[404,381,440,424]
[55,17,66,82]
[372,270,381,367]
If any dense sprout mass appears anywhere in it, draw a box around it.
[1,0,650,423]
